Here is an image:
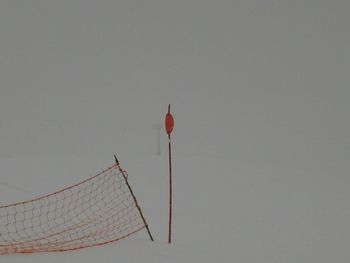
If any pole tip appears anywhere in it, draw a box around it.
[114,154,119,165]
[168,104,171,114]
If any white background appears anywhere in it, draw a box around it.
[0,0,349,262]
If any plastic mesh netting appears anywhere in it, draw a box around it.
[0,164,147,254]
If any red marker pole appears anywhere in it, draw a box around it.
[165,104,174,244]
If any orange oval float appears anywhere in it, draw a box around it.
[165,113,174,135]
[165,105,174,135]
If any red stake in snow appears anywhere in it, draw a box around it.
[165,104,174,244]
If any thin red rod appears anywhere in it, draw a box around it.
[165,104,174,244]
[168,132,172,244]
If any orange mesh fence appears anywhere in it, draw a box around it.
[0,164,148,255]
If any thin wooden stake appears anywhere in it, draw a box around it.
[114,155,154,241]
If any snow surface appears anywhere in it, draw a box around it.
[0,0,349,262]
[0,152,348,263]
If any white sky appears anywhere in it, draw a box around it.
[0,0,349,262]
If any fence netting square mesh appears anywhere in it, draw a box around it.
[0,164,147,255]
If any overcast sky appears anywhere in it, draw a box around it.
[0,0,348,173]
[0,1,349,262]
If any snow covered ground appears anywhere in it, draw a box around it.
[0,0,349,262]
[0,150,349,263]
